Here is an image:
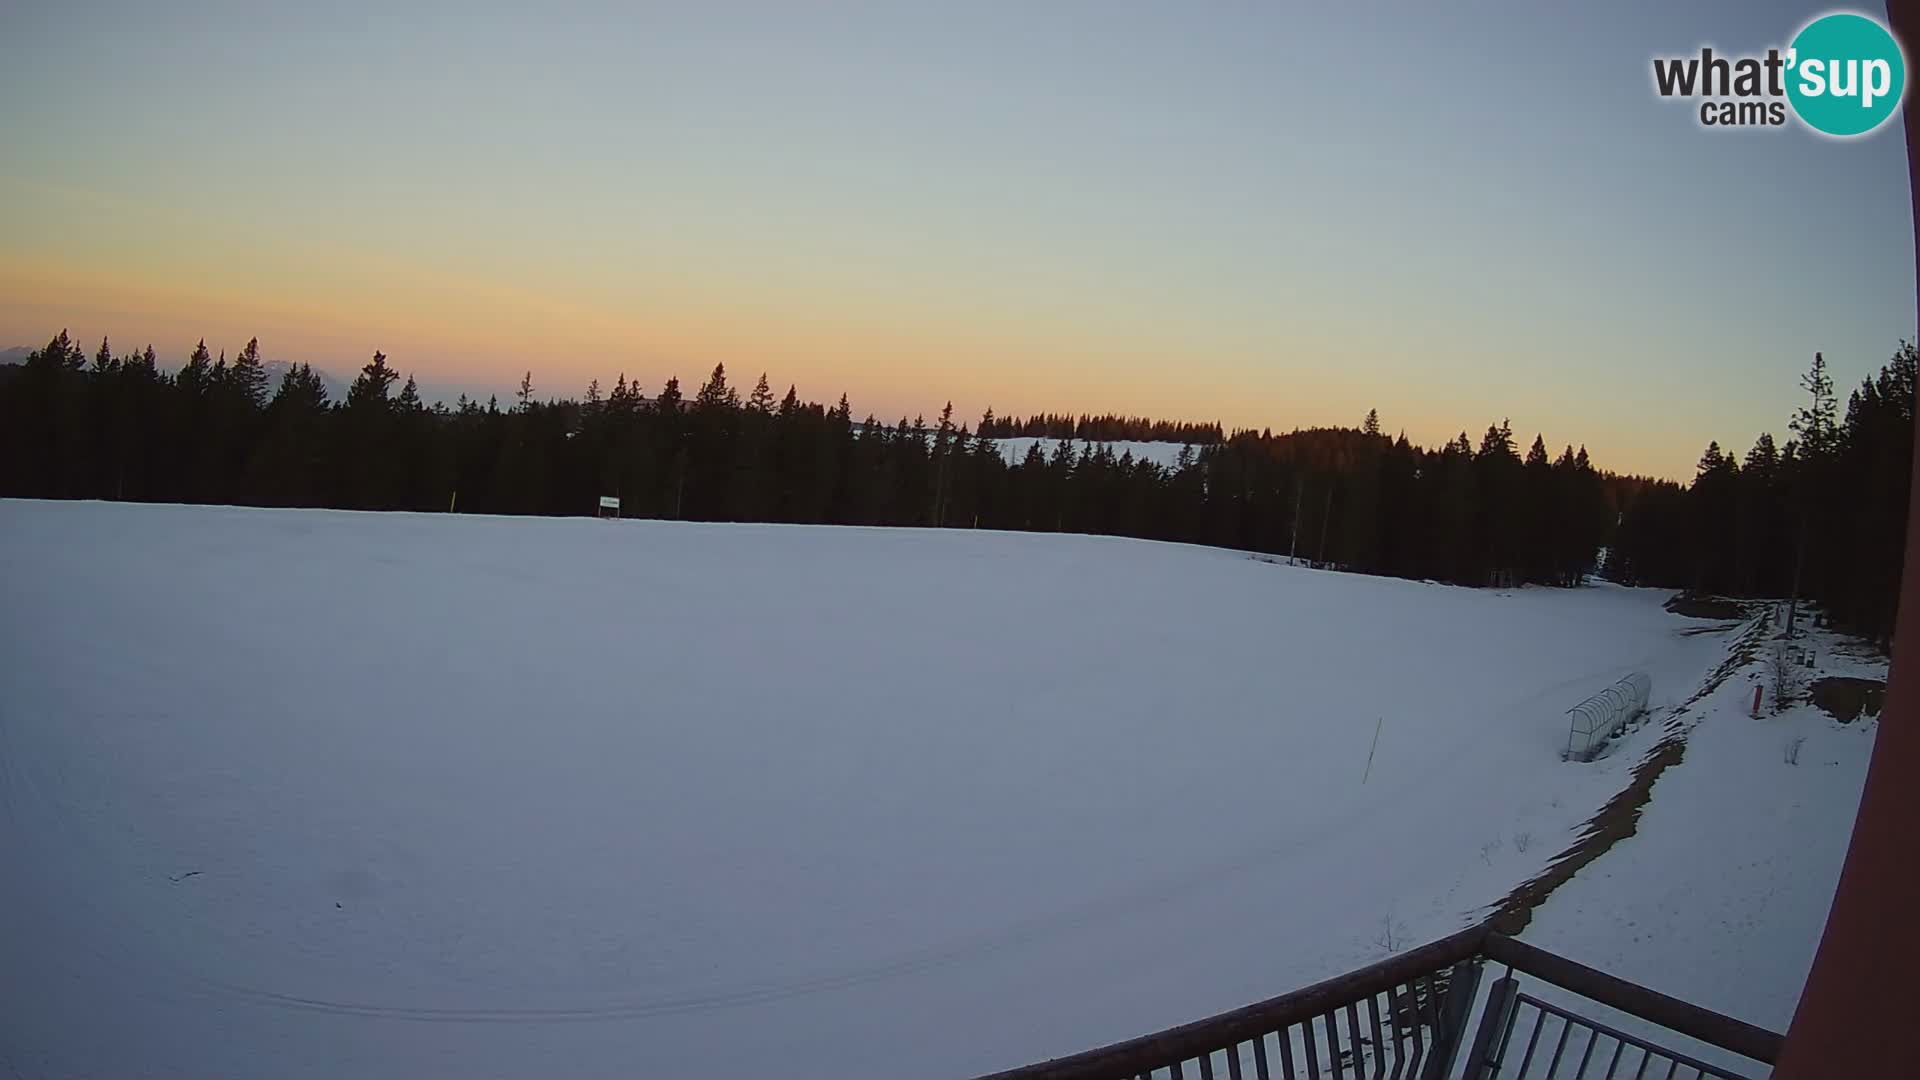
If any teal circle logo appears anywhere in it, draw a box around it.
[1786,13,1906,136]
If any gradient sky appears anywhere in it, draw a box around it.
[2,1,1913,478]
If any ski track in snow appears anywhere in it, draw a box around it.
[0,500,1864,1078]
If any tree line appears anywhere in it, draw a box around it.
[1,329,1906,637]
[1603,346,1914,645]
[977,412,1223,444]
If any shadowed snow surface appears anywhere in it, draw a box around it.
[1,501,1745,1078]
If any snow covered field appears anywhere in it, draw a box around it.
[993,436,1190,469]
[0,501,1863,1078]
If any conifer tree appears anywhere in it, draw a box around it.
[1784,352,1838,636]
[230,337,268,410]
[347,351,398,411]
[748,372,776,414]
[696,363,734,409]
[179,339,215,396]
[1525,434,1549,468]
[1791,352,1838,458]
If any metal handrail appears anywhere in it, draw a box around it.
[1498,993,1749,1080]
[970,927,1780,1080]
[1480,934,1783,1065]
[972,926,1485,1080]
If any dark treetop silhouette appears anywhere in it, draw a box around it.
[0,333,1908,640]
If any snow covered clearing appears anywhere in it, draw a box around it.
[993,437,1190,469]
[0,500,1858,1078]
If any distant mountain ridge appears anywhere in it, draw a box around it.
[261,360,347,403]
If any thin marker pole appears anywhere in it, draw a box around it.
[1363,717,1383,784]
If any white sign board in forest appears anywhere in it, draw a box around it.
[598,496,620,510]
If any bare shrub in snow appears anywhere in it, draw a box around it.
[1374,914,1406,954]
[1513,831,1532,853]
[1784,735,1806,766]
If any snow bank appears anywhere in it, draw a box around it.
[0,500,1750,1077]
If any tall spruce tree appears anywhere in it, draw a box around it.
[230,337,268,410]
[347,351,398,411]
[748,372,776,414]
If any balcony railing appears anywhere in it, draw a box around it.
[973,927,1780,1080]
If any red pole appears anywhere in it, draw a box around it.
[1751,684,1763,719]
[1773,2,1920,1072]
